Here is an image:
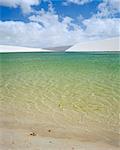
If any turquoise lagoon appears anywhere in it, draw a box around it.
[0,52,119,145]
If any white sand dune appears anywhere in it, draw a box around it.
[0,45,52,53]
[66,37,120,52]
[1,37,119,53]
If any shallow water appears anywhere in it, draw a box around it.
[0,52,120,145]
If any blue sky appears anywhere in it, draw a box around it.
[0,0,119,48]
[0,0,100,21]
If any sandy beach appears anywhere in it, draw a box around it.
[0,128,119,150]
[0,114,119,150]
[0,97,119,150]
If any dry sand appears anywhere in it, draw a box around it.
[66,37,120,52]
[0,45,52,53]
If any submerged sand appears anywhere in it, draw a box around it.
[0,52,119,149]
[0,101,119,150]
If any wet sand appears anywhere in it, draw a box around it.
[0,112,119,150]
[0,127,119,150]
[0,128,119,150]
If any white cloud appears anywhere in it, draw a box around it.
[0,0,119,48]
[63,0,92,5]
[96,0,120,17]
[0,0,40,14]
[83,17,120,39]
[0,21,84,48]
[0,8,85,48]
[0,6,119,48]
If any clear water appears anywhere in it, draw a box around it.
[0,52,120,145]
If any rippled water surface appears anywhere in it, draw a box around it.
[0,52,120,145]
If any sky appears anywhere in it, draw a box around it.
[0,0,120,48]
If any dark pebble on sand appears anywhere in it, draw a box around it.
[30,132,37,136]
[48,129,51,133]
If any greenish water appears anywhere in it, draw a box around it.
[0,52,120,144]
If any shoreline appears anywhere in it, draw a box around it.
[0,111,119,150]
[0,126,119,150]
